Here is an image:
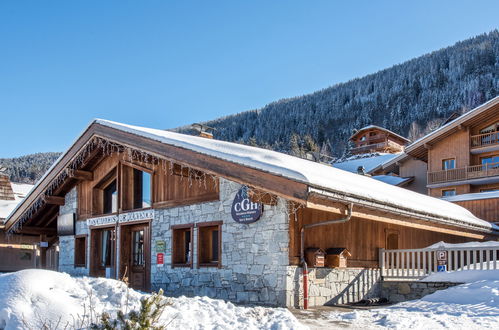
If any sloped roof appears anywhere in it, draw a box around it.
[350,125,410,143]
[333,153,401,174]
[405,96,499,160]
[6,119,498,234]
[0,182,34,220]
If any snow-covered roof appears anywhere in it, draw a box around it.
[332,153,401,174]
[7,119,498,233]
[442,191,499,203]
[372,175,413,186]
[94,119,495,231]
[350,125,410,143]
[0,182,34,220]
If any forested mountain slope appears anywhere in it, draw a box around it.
[0,152,62,184]
[180,30,499,157]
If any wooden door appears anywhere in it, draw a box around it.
[120,223,150,291]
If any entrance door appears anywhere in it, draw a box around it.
[120,222,150,291]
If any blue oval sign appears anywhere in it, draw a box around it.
[231,186,263,224]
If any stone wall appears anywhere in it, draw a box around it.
[285,266,381,307]
[151,178,290,306]
[58,188,89,276]
[381,281,461,303]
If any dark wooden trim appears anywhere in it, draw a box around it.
[171,223,194,269]
[197,222,222,269]
[74,234,88,268]
[21,226,57,235]
[195,221,223,228]
[120,160,154,174]
[71,170,93,181]
[153,193,219,209]
[43,196,65,206]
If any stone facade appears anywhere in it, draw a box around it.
[57,179,384,308]
[58,188,89,276]
[151,179,290,306]
[381,281,461,303]
[285,266,381,307]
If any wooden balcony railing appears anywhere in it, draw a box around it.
[427,161,499,185]
[351,140,403,154]
[470,131,499,149]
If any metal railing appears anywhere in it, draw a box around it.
[427,161,499,185]
[380,246,499,279]
[471,131,499,149]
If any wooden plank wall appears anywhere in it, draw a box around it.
[454,198,499,223]
[289,207,475,268]
[77,153,219,219]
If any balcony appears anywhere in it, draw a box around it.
[427,162,499,185]
[351,139,403,155]
[470,131,499,152]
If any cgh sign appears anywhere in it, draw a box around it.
[231,186,263,224]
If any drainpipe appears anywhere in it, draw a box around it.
[299,203,353,310]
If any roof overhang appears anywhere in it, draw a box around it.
[6,120,499,238]
[405,96,499,161]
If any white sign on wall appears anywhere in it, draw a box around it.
[86,209,154,227]
[86,215,118,227]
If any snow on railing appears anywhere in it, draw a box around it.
[380,246,499,279]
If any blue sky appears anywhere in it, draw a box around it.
[1,1,498,157]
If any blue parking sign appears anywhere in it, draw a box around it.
[437,265,447,272]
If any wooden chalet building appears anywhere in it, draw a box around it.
[350,125,410,155]
[384,96,499,223]
[4,119,498,307]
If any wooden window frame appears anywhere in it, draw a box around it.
[171,224,194,268]
[441,188,456,197]
[196,221,223,268]
[120,162,154,212]
[74,234,87,268]
[441,158,456,170]
[92,167,118,216]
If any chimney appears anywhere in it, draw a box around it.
[0,167,15,201]
[191,123,215,139]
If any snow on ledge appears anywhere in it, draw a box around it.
[442,191,499,202]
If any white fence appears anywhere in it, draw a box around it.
[380,246,499,279]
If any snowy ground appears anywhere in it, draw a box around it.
[0,269,304,330]
[295,269,499,330]
[1,269,498,329]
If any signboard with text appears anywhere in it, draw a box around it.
[231,186,263,224]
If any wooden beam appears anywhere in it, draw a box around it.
[71,169,93,181]
[423,143,432,150]
[21,226,57,235]
[43,195,65,206]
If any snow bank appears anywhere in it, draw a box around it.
[0,270,304,330]
[423,267,499,283]
[426,240,499,249]
[327,270,499,329]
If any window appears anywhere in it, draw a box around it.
[74,235,87,267]
[480,187,499,193]
[442,189,456,197]
[197,222,222,267]
[133,169,152,209]
[360,135,367,141]
[100,229,114,268]
[171,225,193,267]
[122,165,152,211]
[481,155,499,169]
[103,180,118,214]
[442,159,455,170]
